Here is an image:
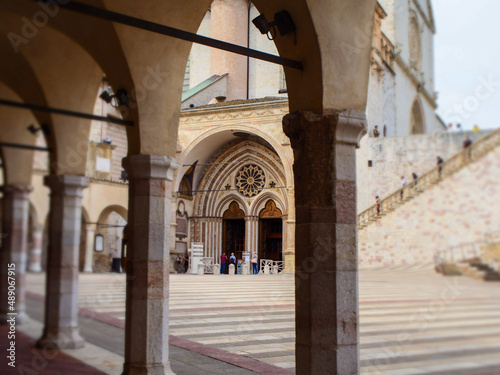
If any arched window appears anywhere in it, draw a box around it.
[410,100,425,135]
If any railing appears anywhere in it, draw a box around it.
[259,259,273,273]
[274,261,285,273]
[202,257,215,274]
[434,242,482,268]
[258,259,284,274]
[358,128,500,229]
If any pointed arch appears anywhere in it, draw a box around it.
[410,98,425,134]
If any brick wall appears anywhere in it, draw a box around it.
[358,142,500,268]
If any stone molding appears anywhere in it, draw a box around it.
[0,184,33,198]
[394,54,437,109]
[283,110,367,148]
[336,109,368,147]
[44,175,89,197]
[180,100,288,124]
[122,154,178,180]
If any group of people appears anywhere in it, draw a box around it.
[220,252,259,274]
[446,123,480,133]
[376,135,474,211]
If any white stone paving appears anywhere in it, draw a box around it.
[26,267,500,374]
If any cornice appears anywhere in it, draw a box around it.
[180,99,289,124]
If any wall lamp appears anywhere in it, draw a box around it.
[252,10,296,40]
[99,88,130,108]
[27,123,50,136]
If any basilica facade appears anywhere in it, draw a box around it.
[171,0,443,272]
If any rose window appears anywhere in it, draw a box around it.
[236,165,265,198]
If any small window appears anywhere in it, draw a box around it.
[368,160,373,167]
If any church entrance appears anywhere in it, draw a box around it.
[259,200,283,262]
[223,219,245,261]
[222,202,246,272]
[259,218,282,262]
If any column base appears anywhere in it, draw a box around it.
[122,362,176,375]
[83,267,93,273]
[28,265,42,272]
[37,327,85,349]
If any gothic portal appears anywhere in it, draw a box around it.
[188,139,290,268]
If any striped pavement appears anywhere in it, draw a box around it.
[25,266,500,374]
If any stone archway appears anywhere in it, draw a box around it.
[222,201,246,263]
[191,139,288,262]
[259,200,283,262]
[94,205,128,273]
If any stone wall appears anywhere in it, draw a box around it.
[356,130,491,212]
[358,138,500,268]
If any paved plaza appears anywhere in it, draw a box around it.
[15,266,500,374]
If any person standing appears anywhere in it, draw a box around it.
[376,196,381,215]
[412,172,418,188]
[251,252,258,274]
[463,136,473,161]
[400,176,407,199]
[436,156,444,178]
[176,254,183,273]
[220,252,227,274]
[183,254,189,273]
[373,125,380,138]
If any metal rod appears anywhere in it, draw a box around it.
[178,186,287,194]
[56,1,303,70]
[0,141,51,152]
[0,99,134,127]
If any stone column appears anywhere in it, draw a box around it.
[122,155,177,375]
[245,216,258,255]
[0,185,33,324]
[283,189,296,274]
[215,218,223,260]
[83,224,96,273]
[283,110,366,374]
[37,175,89,349]
[28,223,44,272]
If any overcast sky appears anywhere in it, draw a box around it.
[434,0,500,130]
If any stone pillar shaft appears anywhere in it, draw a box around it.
[38,175,89,349]
[122,155,177,375]
[0,185,33,324]
[83,224,96,273]
[28,223,43,272]
[245,216,258,255]
[283,110,366,374]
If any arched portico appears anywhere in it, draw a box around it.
[0,1,377,373]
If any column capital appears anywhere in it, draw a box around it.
[43,175,89,196]
[283,109,367,148]
[122,154,178,180]
[86,223,97,232]
[0,184,33,199]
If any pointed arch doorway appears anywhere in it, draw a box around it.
[259,200,283,262]
[223,202,245,265]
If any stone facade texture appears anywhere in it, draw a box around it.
[359,140,500,268]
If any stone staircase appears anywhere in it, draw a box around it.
[358,127,500,229]
[435,236,500,282]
